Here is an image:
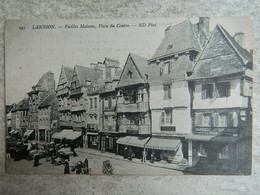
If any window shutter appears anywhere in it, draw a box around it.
[196,113,203,126]
[228,83,231,97]
[168,85,171,99]
[233,112,238,127]
[213,113,219,127]
[161,112,165,124]
[227,112,233,127]
[169,61,173,73]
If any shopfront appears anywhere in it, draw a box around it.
[87,132,99,150]
[99,132,118,153]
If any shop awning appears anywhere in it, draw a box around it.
[66,132,82,141]
[116,136,132,145]
[116,136,150,148]
[127,136,150,148]
[145,138,181,151]
[52,129,73,139]
[185,134,239,143]
[24,130,34,137]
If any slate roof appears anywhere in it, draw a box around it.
[38,93,56,108]
[190,24,252,80]
[74,65,96,87]
[129,53,148,79]
[150,20,201,61]
[63,66,73,84]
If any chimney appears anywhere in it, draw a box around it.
[233,32,245,48]
[165,26,171,35]
[198,17,210,47]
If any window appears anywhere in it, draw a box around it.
[216,82,230,97]
[202,84,213,99]
[163,84,171,99]
[167,44,173,50]
[128,70,133,78]
[108,97,112,109]
[161,109,172,125]
[160,62,171,75]
[202,113,211,127]
[90,98,93,109]
[94,97,97,108]
[219,113,228,127]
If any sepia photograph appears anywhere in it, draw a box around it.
[5,17,253,175]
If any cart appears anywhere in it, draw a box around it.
[102,160,113,174]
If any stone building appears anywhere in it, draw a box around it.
[38,93,59,142]
[116,53,151,158]
[147,19,206,163]
[56,66,73,130]
[186,24,253,172]
[27,71,55,140]
[16,98,30,138]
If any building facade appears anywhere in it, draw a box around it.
[56,66,73,130]
[187,24,253,171]
[38,93,59,142]
[27,71,55,140]
[116,53,151,158]
[147,19,206,163]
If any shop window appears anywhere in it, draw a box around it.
[216,82,230,98]
[163,84,171,100]
[202,84,213,99]
[219,145,230,159]
[197,144,207,157]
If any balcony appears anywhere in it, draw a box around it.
[118,124,139,134]
[70,88,83,96]
[102,125,116,132]
[60,121,72,127]
[71,105,85,112]
[194,126,239,136]
[117,102,149,113]
[72,122,85,128]
[58,106,70,112]
[56,88,69,96]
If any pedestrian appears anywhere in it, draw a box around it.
[64,160,70,174]
[35,142,39,150]
[123,146,128,159]
[76,161,83,174]
[83,158,89,174]
[150,150,155,163]
[142,149,147,162]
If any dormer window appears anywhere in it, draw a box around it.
[167,44,173,50]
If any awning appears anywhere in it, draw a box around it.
[116,136,150,148]
[24,130,34,137]
[145,138,181,151]
[66,132,82,140]
[116,136,132,145]
[185,134,239,143]
[52,129,73,139]
[9,130,15,134]
[10,130,19,134]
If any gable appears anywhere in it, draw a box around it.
[56,67,68,91]
[199,27,235,61]
[117,56,144,88]
[191,25,248,79]
[70,67,81,88]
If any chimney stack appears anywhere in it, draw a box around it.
[198,17,210,47]
[233,32,245,48]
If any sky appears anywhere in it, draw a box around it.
[5,17,253,105]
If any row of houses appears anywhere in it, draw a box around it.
[7,17,252,171]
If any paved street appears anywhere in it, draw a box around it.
[6,147,184,175]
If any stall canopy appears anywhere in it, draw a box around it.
[66,131,81,141]
[116,136,150,148]
[23,130,34,137]
[145,138,181,151]
[52,129,73,139]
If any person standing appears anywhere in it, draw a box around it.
[142,149,147,162]
[64,160,70,174]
